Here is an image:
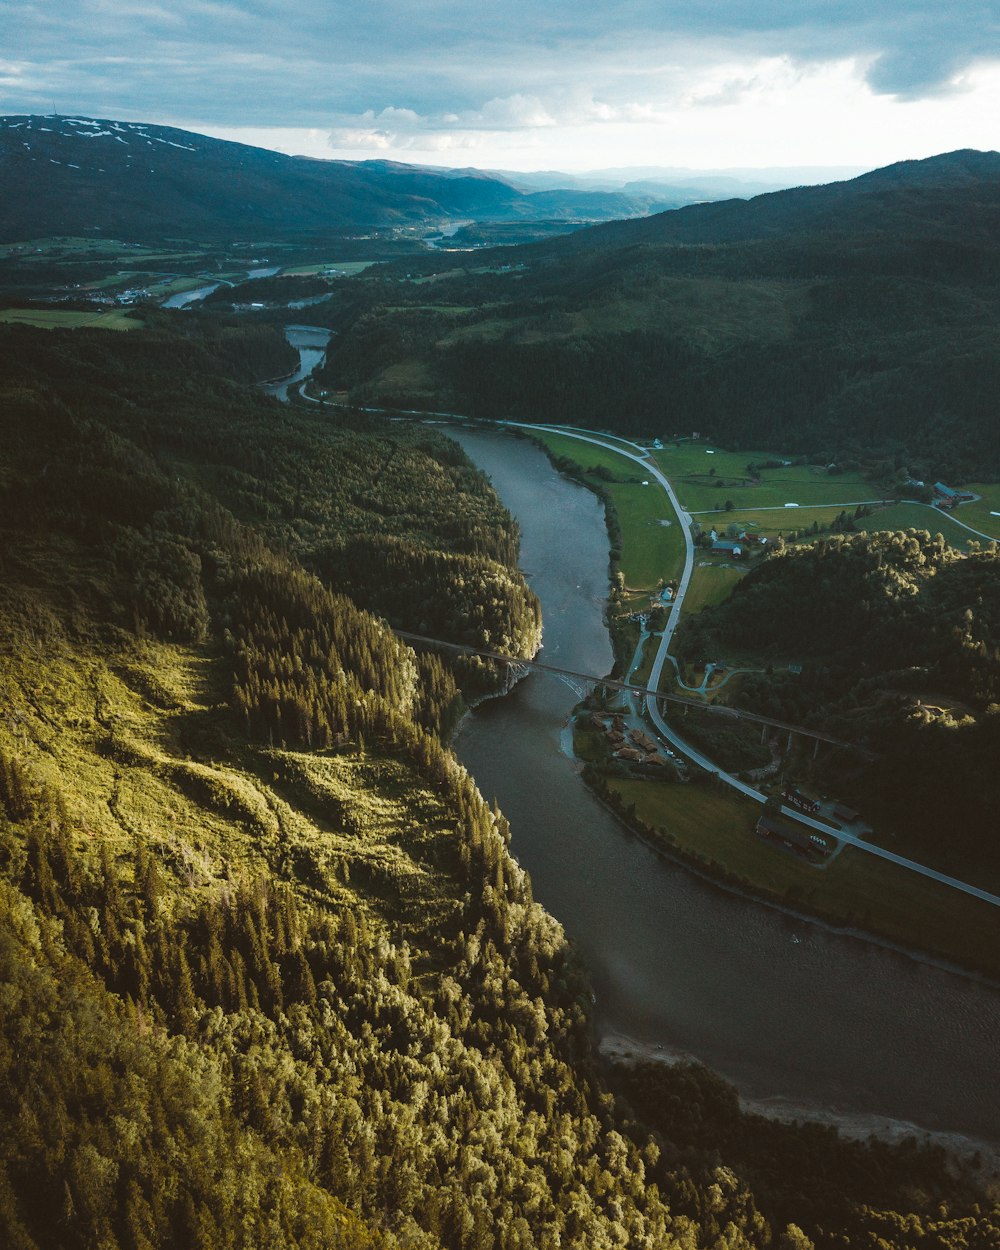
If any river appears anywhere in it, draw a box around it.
[446,425,1000,1147]
[163,264,283,309]
[260,324,330,400]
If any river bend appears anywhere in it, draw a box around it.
[448,425,1000,1146]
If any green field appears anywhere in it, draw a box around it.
[699,500,984,550]
[0,307,142,331]
[147,275,212,298]
[681,562,747,616]
[605,776,1000,976]
[944,486,1000,541]
[649,442,874,512]
[282,260,378,276]
[530,430,686,589]
[863,501,989,546]
[0,236,153,257]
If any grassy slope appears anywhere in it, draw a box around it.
[0,307,142,329]
[532,429,1000,973]
[681,564,746,616]
[530,430,686,589]
[604,778,1000,975]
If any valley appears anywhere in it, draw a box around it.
[3,117,1000,1250]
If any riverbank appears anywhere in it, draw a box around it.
[598,1032,1000,1174]
[583,762,1000,982]
[579,758,1000,993]
[519,426,1000,982]
[446,422,1000,1149]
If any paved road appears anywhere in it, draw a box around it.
[298,402,1000,908]
[516,424,1000,911]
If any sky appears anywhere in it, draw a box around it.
[3,1,999,174]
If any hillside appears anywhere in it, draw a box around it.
[5,313,1000,1248]
[0,115,668,242]
[310,149,1000,479]
[678,529,1000,884]
[541,149,1000,252]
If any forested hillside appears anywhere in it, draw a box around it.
[678,530,1000,880]
[2,318,999,1249]
[0,115,669,242]
[313,150,1000,479]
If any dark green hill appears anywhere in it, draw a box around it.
[0,115,666,242]
[678,529,1000,882]
[313,150,1000,478]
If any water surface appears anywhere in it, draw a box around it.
[448,425,1000,1144]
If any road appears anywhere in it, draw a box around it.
[286,381,1000,908]
[515,424,1000,911]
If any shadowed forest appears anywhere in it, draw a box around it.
[2,309,1000,1250]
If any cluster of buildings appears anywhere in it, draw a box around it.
[708,528,769,559]
[587,712,678,769]
[933,481,974,510]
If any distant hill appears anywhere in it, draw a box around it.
[546,149,1000,252]
[0,115,670,241]
[313,148,1000,478]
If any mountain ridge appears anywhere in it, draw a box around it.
[0,113,675,240]
[541,148,1000,252]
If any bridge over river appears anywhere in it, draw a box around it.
[393,629,866,754]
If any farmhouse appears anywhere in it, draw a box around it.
[832,802,860,823]
[755,813,817,856]
[711,540,743,557]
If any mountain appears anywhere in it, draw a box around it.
[546,149,1000,251]
[483,164,866,195]
[312,149,1000,476]
[0,114,668,241]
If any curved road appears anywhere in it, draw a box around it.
[286,361,1000,910]
[516,424,1000,911]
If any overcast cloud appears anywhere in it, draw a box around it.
[3,0,999,168]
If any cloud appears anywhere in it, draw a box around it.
[3,0,999,167]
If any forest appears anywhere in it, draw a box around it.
[677,529,1000,880]
[308,153,1000,482]
[2,314,1000,1249]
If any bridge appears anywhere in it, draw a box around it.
[393,630,869,756]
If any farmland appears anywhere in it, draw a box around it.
[0,306,142,330]
[529,429,686,590]
[603,776,1000,976]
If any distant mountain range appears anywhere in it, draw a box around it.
[311,146,1000,478]
[484,164,867,197]
[0,114,715,241]
[542,149,1000,252]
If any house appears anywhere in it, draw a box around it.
[711,540,743,557]
[755,814,816,855]
[629,730,660,754]
[615,747,645,762]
